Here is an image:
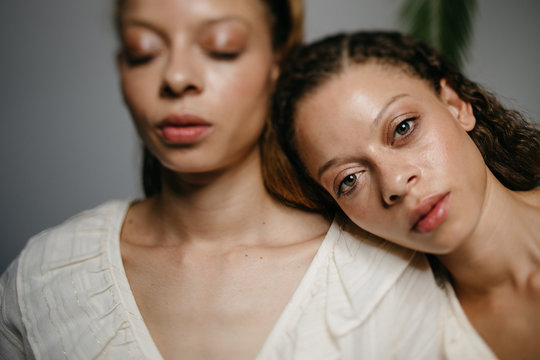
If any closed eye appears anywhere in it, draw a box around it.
[123,54,154,67]
[209,51,240,60]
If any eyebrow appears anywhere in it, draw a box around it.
[369,93,409,132]
[122,16,250,32]
[315,93,409,181]
[316,156,356,181]
[120,19,167,39]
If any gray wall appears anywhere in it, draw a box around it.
[1,0,539,272]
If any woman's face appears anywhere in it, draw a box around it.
[119,0,278,174]
[295,63,488,254]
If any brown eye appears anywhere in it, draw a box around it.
[393,117,418,141]
[338,173,359,197]
[395,120,412,136]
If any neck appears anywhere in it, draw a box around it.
[438,175,540,297]
[146,148,297,247]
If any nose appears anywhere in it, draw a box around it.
[379,161,418,207]
[160,49,203,98]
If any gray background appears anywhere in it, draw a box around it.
[1,0,539,272]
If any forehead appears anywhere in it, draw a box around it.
[120,0,269,27]
[296,64,404,127]
[294,63,434,169]
[296,62,433,127]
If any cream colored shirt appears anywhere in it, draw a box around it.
[0,200,492,359]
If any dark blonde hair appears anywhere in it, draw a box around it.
[116,0,322,211]
[273,31,540,213]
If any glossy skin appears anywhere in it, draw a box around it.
[117,1,329,359]
[295,63,483,254]
[294,62,540,359]
[119,0,278,176]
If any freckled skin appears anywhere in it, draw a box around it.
[296,63,485,254]
[294,62,540,359]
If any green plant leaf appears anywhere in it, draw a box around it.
[399,0,477,69]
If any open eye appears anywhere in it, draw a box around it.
[337,173,359,197]
[395,119,413,137]
[391,116,418,145]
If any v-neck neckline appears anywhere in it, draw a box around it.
[107,200,339,359]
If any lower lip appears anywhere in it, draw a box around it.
[160,125,212,144]
[414,194,450,233]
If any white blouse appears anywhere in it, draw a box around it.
[0,200,493,359]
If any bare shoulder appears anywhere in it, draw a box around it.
[264,202,331,246]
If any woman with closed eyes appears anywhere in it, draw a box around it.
[273,30,540,360]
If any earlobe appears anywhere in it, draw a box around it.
[271,62,280,83]
[440,79,476,131]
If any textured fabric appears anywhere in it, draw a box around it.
[0,200,491,359]
[442,282,497,359]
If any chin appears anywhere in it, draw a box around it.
[401,232,458,256]
[424,237,459,256]
[162,161,223,176]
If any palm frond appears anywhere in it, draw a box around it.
[399,0,478,69]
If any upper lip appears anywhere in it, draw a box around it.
[157,114,212,128]
[408,193,449,230]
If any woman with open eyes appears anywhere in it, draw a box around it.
[273,30,540,360]
[0,1,482,359]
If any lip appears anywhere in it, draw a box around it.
[157,114,213,144]
[409,193,450,233]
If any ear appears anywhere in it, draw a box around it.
[440,79,476,131]
[271,62,280,83]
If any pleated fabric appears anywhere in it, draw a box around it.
[1,200,495,359]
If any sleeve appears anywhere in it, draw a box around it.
[0,258,33,360]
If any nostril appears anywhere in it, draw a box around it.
[389,194,399,202]
[407,175,417,184]
[183,84,199,94]
[160,83,178,98]
[160,83,199,98]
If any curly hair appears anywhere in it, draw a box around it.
[273,31,540,213]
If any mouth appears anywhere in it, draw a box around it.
[157,114,213,144]
[410,193,450,233]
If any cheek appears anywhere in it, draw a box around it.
[339,194,384,230]
[413,122,458,174]
[221,52,275,98]
[424,122,478,179]
[216,67,273,140]
[120,69,156,115]
[228,71,272,108]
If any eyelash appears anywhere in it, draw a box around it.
[123,48,241,67]
[123,54,154,67]
[391,116,418,145]
[209,51,241,60]
[337,172,362,198]
[334,115,418,198]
